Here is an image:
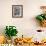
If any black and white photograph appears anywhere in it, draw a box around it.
[12,5,23,18]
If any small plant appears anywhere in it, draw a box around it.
[36,14,46,21]
[36,14,46,27]
[5,26,18,39]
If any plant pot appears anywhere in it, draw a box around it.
[7,39,12,44]
[11,36,17,44]
[40,20,46,27]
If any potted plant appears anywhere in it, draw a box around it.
[36,14,46,27]
[36,6,46,27]
[5,26,18,43]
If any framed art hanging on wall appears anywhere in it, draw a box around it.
[12,5,23,18]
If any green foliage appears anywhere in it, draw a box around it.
[44,14,46,20]
[36,15,44,21]
[5,26,18,39]
[36,14,46,21]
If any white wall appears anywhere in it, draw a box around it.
[0,0,46,38]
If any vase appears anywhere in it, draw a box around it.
[11,36,17,44]
[7,39,12,44]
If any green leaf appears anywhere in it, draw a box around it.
[36,15,44,21]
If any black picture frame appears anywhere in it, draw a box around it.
[12,5,23,18]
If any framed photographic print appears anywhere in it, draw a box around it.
[12,5,23,18]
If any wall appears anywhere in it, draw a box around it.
[0,0,46,39]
